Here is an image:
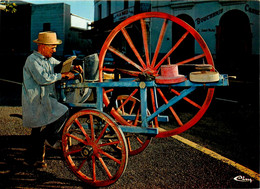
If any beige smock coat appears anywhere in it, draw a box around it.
[22,51,68,128]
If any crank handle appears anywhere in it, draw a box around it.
[228,76,237,79]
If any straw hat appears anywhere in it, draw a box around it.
[33,31,62,45]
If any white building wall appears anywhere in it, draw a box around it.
[152,0,259,56]
[71,14,92,30]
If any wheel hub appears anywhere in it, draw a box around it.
[81,146,93,157]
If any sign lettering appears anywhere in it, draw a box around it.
[196,9,223,25]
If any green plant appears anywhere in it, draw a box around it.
[0,1,17,13]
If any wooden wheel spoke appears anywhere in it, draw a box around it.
[99,140,120,147]
[89,115,95,140]
[151,19,169,68]
[99,150,122,164]
[154,31,190,70]
[102,67,115,72]
[136,136,144,145]
[92,156,96,182]
[127,138,132,151]
[97,155,113,179]
[66,133,87,145]
[150,88,159,127]
[176,53,205,66]
[65,145,83,156]
[108,46,144,72]
[157,88,183,126]
[170,88,202,109]
[121,28,147,69]
[129,100,136,115]
[95,123,109,144]
[105,88,114,94]
[77,158,87,172]
[140,18,150,67]
[117,68,142,77]
[133,108,140,126]
[74,118,91,143]
[117,89,138,112]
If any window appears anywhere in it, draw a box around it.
[43,23,51,31]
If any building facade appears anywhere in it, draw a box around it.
[0,1,92,57]
[93,0,259,81]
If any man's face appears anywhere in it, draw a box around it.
[40,44,57,58]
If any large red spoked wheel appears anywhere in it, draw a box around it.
[99,12,215,138]
[62,109,128,187]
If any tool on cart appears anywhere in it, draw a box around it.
[58,12,229,187]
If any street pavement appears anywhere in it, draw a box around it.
[0,106,259,188]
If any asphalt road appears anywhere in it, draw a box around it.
[0,106,259,189]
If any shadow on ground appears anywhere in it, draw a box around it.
[0,135,89,189]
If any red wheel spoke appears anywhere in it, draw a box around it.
[108,46,144,72]
[95,123,109,144]
[127,138,132,151]
[176,53,205,66]
[133,108,140,126]
[170,88,202,109]
[99,150,122,164]
[151,19,169,68]
[117,68,142,77]
[77,158,87,172]
[105,88,114,94]
[154,31,190,70]
[121,27,147,69]
[117,89,138,112]
[157,88,183,126]
[140,18,150,67]
[89,115,95,140]
[74,118,91,143]
[129,99,136,115]
[65,147,83,156]
[99,140,120,147]
[92,156,96,182]
[136,136,144,145]
[66,133,87,145]
[97,155,113,179]
[103,67,115,72]
[150,88,159,127]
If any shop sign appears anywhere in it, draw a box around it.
[195,9,223,25]
[113,7,134,23]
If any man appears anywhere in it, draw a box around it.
[22,31,80,168]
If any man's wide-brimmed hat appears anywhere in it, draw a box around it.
[33,31,62,45]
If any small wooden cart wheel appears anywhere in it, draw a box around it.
[62,109,128,187]
[99,12,215,138]
[115,95,152,155]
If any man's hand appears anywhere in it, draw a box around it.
[73,65,83,73]
[61,72,75,80]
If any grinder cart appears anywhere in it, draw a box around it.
[59,12,229,187]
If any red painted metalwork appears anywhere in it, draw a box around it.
[62,109,128,187]
[99,12,215,139]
